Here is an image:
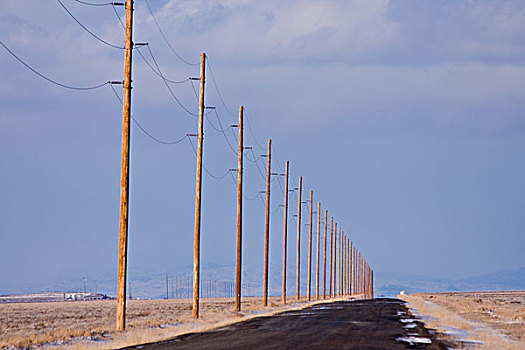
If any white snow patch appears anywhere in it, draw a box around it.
[396,336,432,345]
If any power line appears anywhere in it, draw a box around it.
[109,84,189,145]
[243,109,266,151]
[56,0,124,49]
[207,58,237,118]
[244,191,261,202]
[144,0,199,66]
[1,41,113,90]
[111,9,190,86]
[190,79,199,101]
[187,137,231,180]
[111,2,125,27]
[135,46,190,84]
[206,110,237,155]
[134,121,189,145]
[71,0,123,6]
[142,45,198,117]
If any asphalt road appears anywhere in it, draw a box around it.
[123,298,453,350]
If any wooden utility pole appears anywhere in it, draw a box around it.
[282,161,289,304]
[359,253,362,295]
[328,217,333,297]
[339,228,343,296]
[345,239,348,295]
[343,238,346,295]
[192,53,206,319]
[323,210,327,299]
[263,139,271,306]
[353,247,356,295]
[333,222,337,296]
[315,202,320,300]
[307,191,313,301]
[364,261,367,298]
[166,274,169,299]
[235,106,244,312]
[350,241,353,295]
[370,270,374,299]
[342,237,346,295]
[296,177,302,301]
[116,0,134,331]
[368,264,371,299]
[341,237,344,295]
[347,238,350,295]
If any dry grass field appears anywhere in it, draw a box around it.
[0,296,351,349]
[400,291,525,349]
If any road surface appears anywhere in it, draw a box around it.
[123,298,453,349]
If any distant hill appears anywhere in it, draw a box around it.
[3,264,523,300]
[375,267,525,296]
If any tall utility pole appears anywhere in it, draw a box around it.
[348,240,351,295]
[341,236,344,295]
[359,253,362,295]
[339,228,343,296]
[323,210,327,299]
[116,0,134,331]
[333,222,337,296]
[350,241,353,295]
[345,237,348,295]
[166,274,169,299]
[342,237,346,295]
[307,190,313,301]
[296,177,302,301]
[366,263,369,299]
[235,106,244,312]
[315,202,320,300]
[353,245,359,294]
[370,270,374,299]
[192,53,206,319]
[263,139,271,306]
[282,161,290,304]
[328,217,333,297]
[342,235,345,295]
[345,237,350,295]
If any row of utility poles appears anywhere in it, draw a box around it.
[114,0,373,331]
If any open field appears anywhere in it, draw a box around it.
[400,291,525,349]
[0,296,359,349]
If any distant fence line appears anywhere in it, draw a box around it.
[162,277,255,300]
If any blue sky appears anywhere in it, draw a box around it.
[1,0,524,294]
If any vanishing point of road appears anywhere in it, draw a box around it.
[122,298,453,349]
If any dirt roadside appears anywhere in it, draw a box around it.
[0,296,359,349]
[400,291,525,349]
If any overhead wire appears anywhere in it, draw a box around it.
[206,58,237,118]
[244,191,261,202]
[144,0,199,66]
[136,47,190,84]
[202,110,238,155]
[187,137,231,180]
[109,84,189,145]
[56,0,124,49]
[143,45,198,117]
[1,41,113,90]
[189,79,199,101]
[111,11,192,85]
[243,109,266,152]
[111,2,125,27]
[71,0,121,6]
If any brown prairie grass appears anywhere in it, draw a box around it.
[401,291,525,350]
[1,295,354,349]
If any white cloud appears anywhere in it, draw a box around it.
[141,0,400,65]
